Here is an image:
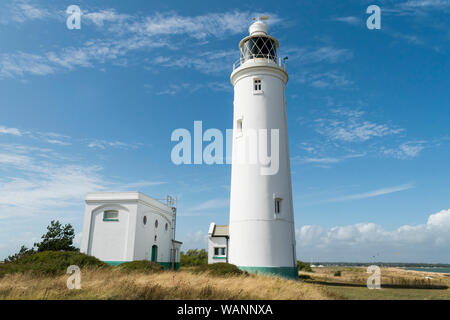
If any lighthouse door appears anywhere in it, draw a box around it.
[151,245,158,262]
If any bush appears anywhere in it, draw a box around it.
[334,271,342,277]
[4,245,35,263]
[297,260,313,272]
[192,263,246,277]
[180,249,208,267]
[0,251,108,277]
[117,261,164,273]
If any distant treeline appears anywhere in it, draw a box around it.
[311,262,450,268]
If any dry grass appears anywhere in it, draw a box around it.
[299,267,450,300]
[0,268,331,300]
[2,266,449,300]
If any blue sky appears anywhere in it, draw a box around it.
[0,0,449,263]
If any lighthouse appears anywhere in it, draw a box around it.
[227,19,297,279]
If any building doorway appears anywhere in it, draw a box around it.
[151,245,158,262]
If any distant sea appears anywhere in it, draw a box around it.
[404,267,450,274]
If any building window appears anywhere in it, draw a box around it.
[214,247,226,256]
[236,119,243,133]
[155,219,158,228]
[165,223,169,231]
[143,216,147,225]
[154,235,157,242]
[275,198,282,214]
[103,210,119,221]
[253,79,262,93]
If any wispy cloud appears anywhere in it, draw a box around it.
[382,141,426,159]
[1,9,282,79]
[0,125,23,136]
[155,81,231,95]
[152,50,236,74]
[298,71,353,89]
[325,183,415,203]
[332,16,362,26]
[287,46,353,65]
[315,108,404,142]
[8,0,50,23]
[294,153,365,165]
[87,140,142,150]
[190,198,229,211]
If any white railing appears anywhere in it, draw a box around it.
[233,55,286,71]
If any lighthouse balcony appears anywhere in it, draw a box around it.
[232,56,287,71]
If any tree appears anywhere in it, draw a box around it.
[4,245,35,263]
[34,220,77,252]
[180,249,208,266]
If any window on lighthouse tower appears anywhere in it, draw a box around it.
[275,198,282,214]
[253,79,262,93]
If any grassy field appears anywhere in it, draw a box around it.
[300,266,450,300]
[0,265,449,300]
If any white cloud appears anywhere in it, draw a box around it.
[9,1,50,23]
[129,11,280,40]
[296,209,450,262]
[84,9,131,27]
[286,46,353,65]
[1,9,282,79]
[325,183,415,203]
[190,198,229,211]
[0,52,56,78]
[332,16,361,26]
[0,125,22,136]
[399,0,450,10]
[87,140,141,150]
[180,230,208,250]
[155,81,231,95]
[315,108,404,142]
[152,49,236,74]
[383,141,426,159]
[0,163,105,219]
[299,71,352,89]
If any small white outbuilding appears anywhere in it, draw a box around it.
[207,223,229,264]
[80,192,182,269]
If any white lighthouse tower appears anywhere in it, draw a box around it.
[228,19,297,279]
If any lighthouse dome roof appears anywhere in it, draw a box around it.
[249,20,269,36]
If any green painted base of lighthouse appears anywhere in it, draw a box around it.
[238,266,298,279]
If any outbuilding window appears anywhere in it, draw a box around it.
[214,247,226,256]
[103,210,119,221]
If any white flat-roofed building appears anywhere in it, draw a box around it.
[80,192,182,269]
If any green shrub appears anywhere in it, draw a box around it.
[117,261,164,273]
[180,249,208,267]
[192,263,246,277]
[297,260,313,272]
[0,251,108,277]
[4,245,35,263]
[334,271,342,277]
